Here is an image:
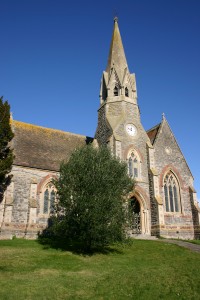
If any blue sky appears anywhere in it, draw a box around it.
[0,0,200,199]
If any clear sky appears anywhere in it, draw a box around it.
[0,0,200,199]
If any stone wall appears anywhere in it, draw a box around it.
[153,119,195,239]
[146,145,159,236]
[0,165,58,239]
[189,190,200,239]
[95,90,154,235]
[95,104,112,146]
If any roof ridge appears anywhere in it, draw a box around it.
[146,122,161,133]
[12,119,89,138]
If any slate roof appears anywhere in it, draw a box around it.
[146,123,161,145]
[12,120,93,172]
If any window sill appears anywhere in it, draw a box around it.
[164,212,183,216]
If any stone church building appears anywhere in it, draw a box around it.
[0,18,199,239]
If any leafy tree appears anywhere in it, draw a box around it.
[53,145,134,251]
[0,96,14,201]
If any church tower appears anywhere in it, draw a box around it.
[96,18,152,236]
[0,17,198,240]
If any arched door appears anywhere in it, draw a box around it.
[130,197,141,234]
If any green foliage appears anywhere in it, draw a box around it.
[0,96,14,201]
[52,145,134,251]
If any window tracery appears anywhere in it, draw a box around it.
[127,150,140,178]
[164,171,181,212]
[41,182,56,215]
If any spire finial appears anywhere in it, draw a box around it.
[162,112,165,120]
[114,16,118,23]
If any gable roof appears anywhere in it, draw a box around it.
[149,117,193,178]
[146,123,161,145]
[12,120,93,172]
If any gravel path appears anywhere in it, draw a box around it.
[159,239,200,253]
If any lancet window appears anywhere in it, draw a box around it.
[114,86,119,96]
[127,150,140,178]
[42,182,56,215]
[125,87,129,97]
[164,171,181,212]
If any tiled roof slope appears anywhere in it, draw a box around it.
[12,120,92,171]
[146,123,161,145]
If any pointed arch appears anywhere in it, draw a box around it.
[121,67,136,96]
[107,67,122,97]
[38,174,57,216]
[159,165,187,191]
[127,149,141,179]
[113,85,119,96]
[100,74,108,102]
[37,174,57,195]
[163,170,181,213]
[128,187,150,234]
[41,182,56,215]
[125,87,129,97]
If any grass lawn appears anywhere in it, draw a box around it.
[186,239,200,245]
[0,239,200,300]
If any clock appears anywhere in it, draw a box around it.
[126,124,137,136]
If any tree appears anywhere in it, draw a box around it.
[0,96,14,201]
[53,145,134,251]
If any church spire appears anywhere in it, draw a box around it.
[106,17,128,82]
[99,18,137,104]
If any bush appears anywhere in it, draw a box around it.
[0,96,14,201]
[51,145,134,252]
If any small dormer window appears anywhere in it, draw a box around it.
[125,87,129,97]
[114,86,119,96]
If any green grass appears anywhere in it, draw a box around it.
[186,239,200,245]
[0,239,200,300]
[168,238,200,246]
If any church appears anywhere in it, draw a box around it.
[0,18,199,240]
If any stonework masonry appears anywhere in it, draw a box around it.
[0,18,199,240]
[0,165,58,239]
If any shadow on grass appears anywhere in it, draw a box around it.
[37,236,124,256]
[37,217,126,256]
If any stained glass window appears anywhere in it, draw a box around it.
[43,189,49,214]
[164,172,181,212]
[164,184,169,212]
[128,157,133,177]
[42,183,56,215]
[127,151,140,178]
[50,190,55,212]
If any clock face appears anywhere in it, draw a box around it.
[126,124,137,136]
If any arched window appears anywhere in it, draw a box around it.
[114,86,119,96]
[164,172,181,212]
[127,150,140,178]
[125,87,129,97]
[41,182,56,215]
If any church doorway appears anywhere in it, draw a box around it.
[130,196,141,234]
